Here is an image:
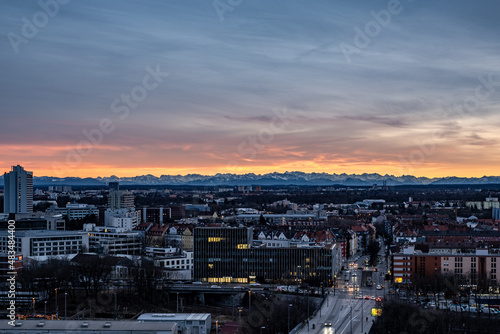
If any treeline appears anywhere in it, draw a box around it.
[371,299,500,334]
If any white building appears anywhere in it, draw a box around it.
[66,203,99,220]
[83,224,141,255]
[138,313,211,334]
[3,165,33,214]
[0,230,89,259]
[105,209,140,230]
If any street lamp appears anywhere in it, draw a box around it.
[32,298,35,315]
[55,288,58,317]
[248,290,251,314]
[307,290,310,331]
[350,305,353,334]
[288,303,292,333]
[216,320,219,334]
[65,292,67,320]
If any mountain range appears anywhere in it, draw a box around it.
[2,172,500,187]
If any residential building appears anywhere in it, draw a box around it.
[391,246,500,288]
[142,206,171,225]
[3,165,33,214]
[108,190,134,210]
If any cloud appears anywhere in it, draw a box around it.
[1,0,500,177]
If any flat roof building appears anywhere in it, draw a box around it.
[138,313,211,334]
[0,320,177,333]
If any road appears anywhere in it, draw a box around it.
[299,238,387,334]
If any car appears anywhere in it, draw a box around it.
[193,281,203,284]
[324,321,332,327]
[376,285,382,290]
[211,285,222,288]
[250,283,261,286]
[364,296,370,300]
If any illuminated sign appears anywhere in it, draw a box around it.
[371,308,382,316]
[395,277,402,283]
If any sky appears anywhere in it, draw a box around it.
[1,0,500,178]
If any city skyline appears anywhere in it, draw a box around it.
[1,0,500,178]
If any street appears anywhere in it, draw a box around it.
[297,239,387,334]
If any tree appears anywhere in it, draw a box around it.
[367,241,380,266]
[259,213,266,225]
[72,254,115,298]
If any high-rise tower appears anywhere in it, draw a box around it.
[4,165,33,214]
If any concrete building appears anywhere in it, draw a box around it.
[142,206,171,225]
[194,227,338,285]
[108,190,135,210]
[138,313,211,334]
[0,230,89,259]
[392,246,500,288]
[83,224,141,255]
[105,209,140,231]
[3,165,33,214]
[0,320,177,333]
[66,203,99,220]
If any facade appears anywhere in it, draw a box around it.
[3,165,33,214]
[142,206,172,225]
[194,227,336,284]
[105,209,140,231]
[84,225,141,255]
[66,204,99,220]
[0,230,89,258]
[0,320,177,333]
[138,313,211,334]
[153,250,194,271]
[392,246,500,288]
[108,190,135,210]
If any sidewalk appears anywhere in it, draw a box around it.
[294,293,339,334]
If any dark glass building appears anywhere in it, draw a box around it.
[194,227,334,284]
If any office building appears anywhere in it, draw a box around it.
[3,165,33,214]
[84,224,141,255]
[66,203,99,220]
[194,227,336,284]
[0,230,89,259]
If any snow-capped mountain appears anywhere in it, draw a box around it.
[1,172,500,186]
